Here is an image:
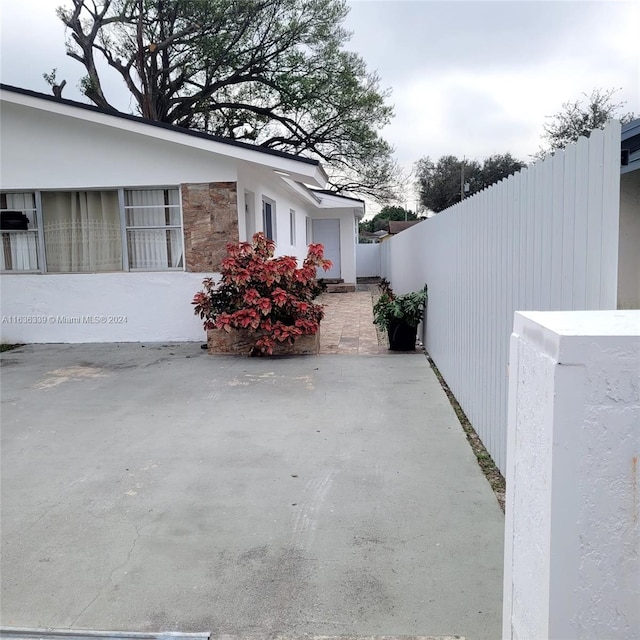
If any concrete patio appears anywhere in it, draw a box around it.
[0,294,504,640]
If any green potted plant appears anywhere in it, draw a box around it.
[192,232,331,356]
[372,279,428,351]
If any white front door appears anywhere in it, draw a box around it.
[312,218,341,279]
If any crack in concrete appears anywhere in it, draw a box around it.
[69,516,143,627]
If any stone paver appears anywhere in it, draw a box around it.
[319,290,382,355]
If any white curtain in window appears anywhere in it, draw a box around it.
[1,232,38,270]
[42,191,122,272]
[126,189,183,269]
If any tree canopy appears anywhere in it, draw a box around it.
[415,153,525,214]
[535,88,636,158]
[54,0,397,201]
[359,205,417,234]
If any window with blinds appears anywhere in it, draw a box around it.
[125,189,183,270]
[0,193,39,271]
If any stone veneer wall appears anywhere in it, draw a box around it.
[182,182,239,272]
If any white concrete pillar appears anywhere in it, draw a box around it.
[503,310,640,640]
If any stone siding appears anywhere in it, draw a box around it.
[182,182,239,272]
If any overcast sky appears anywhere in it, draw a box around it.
[344,0,638,167]
[1,0,638,209]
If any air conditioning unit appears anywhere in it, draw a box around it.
[1,210,29,231]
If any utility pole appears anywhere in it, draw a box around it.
[460,156,465,202]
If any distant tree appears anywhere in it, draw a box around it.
[415,156,480,214]
[535,88,636,158]
[359,205,417,234]
[479,154,526,189]
[415,153,525,214]
[53,0,398,201]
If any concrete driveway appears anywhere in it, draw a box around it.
[1,343,504,640]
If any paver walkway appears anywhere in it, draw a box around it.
[318,290,382,354]
[318,286,424,356]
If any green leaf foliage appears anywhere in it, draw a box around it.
[372,280,427,329]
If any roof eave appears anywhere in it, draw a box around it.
[0,85,326,185]
[312,192,366,218]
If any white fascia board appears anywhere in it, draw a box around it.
[277,179,367,221]
[1,89,327,187]
[279,180,365,219]
[315,192,366,218]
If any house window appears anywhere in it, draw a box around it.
[289,209,296,245]
[306,216,313,245]
[0,193,39,271]
[1,187,183,273]
[125,189,183,269]
[262,197,276,241]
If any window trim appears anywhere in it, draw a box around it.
[118,188,129,271]
[33,191,47,273]
[306,216,313,245]
[262,196,276,242]
[289,208,296,246]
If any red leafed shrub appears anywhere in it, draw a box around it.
[192,232,332,355]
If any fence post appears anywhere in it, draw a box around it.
[503,310,640,639]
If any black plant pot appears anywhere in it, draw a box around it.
[387,319,418,351]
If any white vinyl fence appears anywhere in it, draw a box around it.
[356,243,382,278]
[380,122,622,473]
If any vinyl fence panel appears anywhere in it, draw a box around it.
[382,121,621,473]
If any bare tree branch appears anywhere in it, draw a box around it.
[53,0,397,200]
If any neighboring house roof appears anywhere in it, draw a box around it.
[621,118,640,175]
[387,220,423,234]
[359,230,388,242]
[0,84,328,186]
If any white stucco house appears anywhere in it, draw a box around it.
[0,85,365,343]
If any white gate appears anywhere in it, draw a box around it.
[356,243,381,278]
